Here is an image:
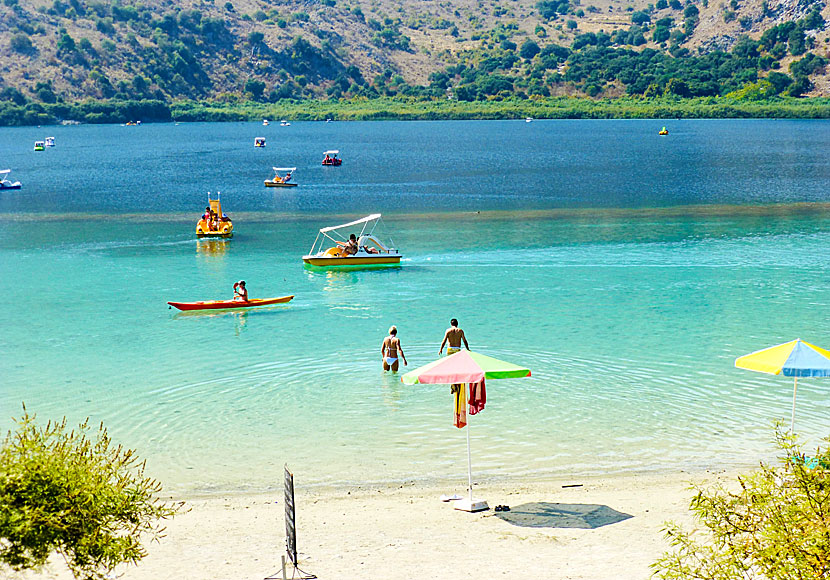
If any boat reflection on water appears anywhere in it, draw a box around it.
[316,269,360,292]
[171,304,292,335]
[196,238,230,256]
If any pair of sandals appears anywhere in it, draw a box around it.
[494,504,510,512]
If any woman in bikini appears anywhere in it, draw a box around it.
[381,326,407,372]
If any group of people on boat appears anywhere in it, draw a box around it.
[202,206,231,231]
[381,318,469,372]
[335,233,380,257]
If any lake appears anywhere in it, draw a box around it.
[1,119,829,494]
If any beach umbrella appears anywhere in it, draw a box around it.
[735,339,830,432]
[401,350,531,512]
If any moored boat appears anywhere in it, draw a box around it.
[168,295,294,311]
[264,167,297,187]
[0,169,21,190]
[196,193,233,238]
[303,214,401,268]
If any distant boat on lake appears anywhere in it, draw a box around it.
[0,169,21,190]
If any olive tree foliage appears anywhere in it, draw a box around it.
[653,425,830,580]
[0,408,182,580]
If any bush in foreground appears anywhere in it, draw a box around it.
[653,425,830,579]
[0,408,181,580]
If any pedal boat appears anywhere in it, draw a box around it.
[303,214,401,268]
[321,149,342,166]
[0,169,21,190]
[196,193,233,238]
[168,295,294,311]
[659,127,668,135]
[34,141,45,151]
[265,167,298,187]
[255,137,266,147]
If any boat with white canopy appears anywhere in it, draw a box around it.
[303,214,401,267]
[321,150,341,166]
[264,167,297,187]
[0,169,21,190]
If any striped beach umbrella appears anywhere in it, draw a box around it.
[735,339,830,432]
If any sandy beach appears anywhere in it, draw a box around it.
[16,468,743,580]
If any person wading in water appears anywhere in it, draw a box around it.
[382,326,407,372]
[439,318,469,355]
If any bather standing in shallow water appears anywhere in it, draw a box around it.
[382,326,407,372]
[439,318,469,355]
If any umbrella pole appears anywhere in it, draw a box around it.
[466,410,473,503]
[454,383,488,512]
[791,376,798,433]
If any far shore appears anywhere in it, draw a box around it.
[20,468,742,580]
[2,95,830,127]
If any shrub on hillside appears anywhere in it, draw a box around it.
[9,33,33,54]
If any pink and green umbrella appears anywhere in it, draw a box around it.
[401,350,531,512]
[400,350,531,385]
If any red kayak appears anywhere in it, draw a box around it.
[168,295,294,311]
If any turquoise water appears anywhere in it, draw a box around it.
[2,120,830,494]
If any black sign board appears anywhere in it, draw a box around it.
[284,466,297,565]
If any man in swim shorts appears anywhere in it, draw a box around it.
[381,326,407,372]
[439,318,469,355]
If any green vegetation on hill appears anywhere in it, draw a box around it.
[0,0,828,124]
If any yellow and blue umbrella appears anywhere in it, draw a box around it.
[735,339,830,432]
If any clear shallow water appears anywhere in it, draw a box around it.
[2,120,830,494]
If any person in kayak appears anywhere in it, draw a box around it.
[233,280,248,301]
[439,318,469,355]
[381,325,407,372]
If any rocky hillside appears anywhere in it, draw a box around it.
[0,0,828,104]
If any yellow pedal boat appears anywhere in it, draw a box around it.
[196,193,233,238]
[303,214,401,268]
[265,167,298,187]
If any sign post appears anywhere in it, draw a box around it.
[265,466,314,580]
[284,466,297,566]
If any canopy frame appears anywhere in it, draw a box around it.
[307,214,396,256]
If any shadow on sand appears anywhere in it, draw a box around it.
[495,502,633,529]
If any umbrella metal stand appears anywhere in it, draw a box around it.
[454,383,489,513]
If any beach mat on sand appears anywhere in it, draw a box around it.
[495,502,632,529]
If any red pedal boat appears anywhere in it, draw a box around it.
[168,295,294,311]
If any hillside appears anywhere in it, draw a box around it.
[0,0,828,116]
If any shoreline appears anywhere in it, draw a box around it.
[4,96,830,127]
[21,468,742,580]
